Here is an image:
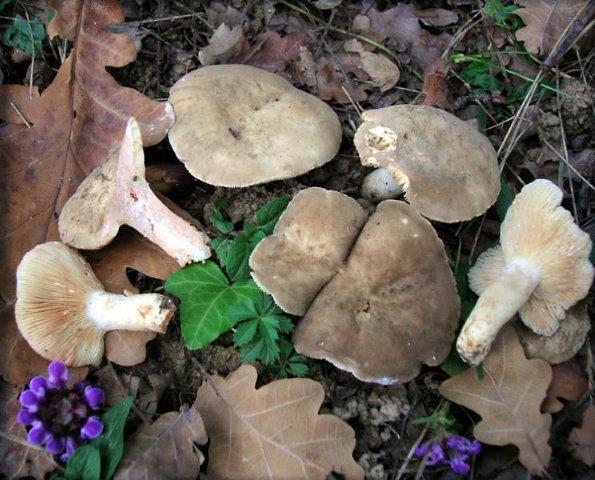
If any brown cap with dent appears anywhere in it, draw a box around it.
[168,65,342,187]
[354,105,499,223]
[16,242,105,366]
[249,188,368,315]
[293,199,460,384]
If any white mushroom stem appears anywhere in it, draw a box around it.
[86,291,175,333]
[457,257,541,365]
[118,185,210,266]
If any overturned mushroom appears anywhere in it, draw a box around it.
[59,117,210,266]
[15,242,176,367]
[457,180,593,365]
[168,65,342,187]
[361,168,403,202]
[250,188,460,383]
[354,105,499,222]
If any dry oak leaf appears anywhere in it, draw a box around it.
[515,0,588,56]
[0,384,55,479]
[114,408,207,480]
[198,23,245,66]
[542,360,588,414]
[439,325,552,476]
[570,405,595,466]
[195,364,364,480]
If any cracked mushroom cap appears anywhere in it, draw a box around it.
[249,188,368,315]
[168,65,342,187]
[16,242,106,366]
[354,105,500,223]
[290,198,460,384]
[469,179,593,336]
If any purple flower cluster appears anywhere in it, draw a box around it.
[414,435,481,475]
[17,361,104,462]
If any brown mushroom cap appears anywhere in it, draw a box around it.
[168,65,342,187]
[282,197,460,384]
[354,105,499,223]
[16,242,106,366]
[249,188,368,315]
[515,305,590,364]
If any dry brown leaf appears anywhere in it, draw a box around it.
[439,325,552,476]
[0,384,56,478]
[542,360,589,413]
[0,0,173,382]
[570,405,595,466]
[417,8,460,27]
[199,23,245,66]
[114,408,207,480]
[515,0,588,56]
[422,58,451,109]
[195,364,364,480]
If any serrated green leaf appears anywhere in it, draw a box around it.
[64,445,101,480]
[254,197,289,234]
[209,198,234,234]
[233,318,259,346]
[165,261,260,349]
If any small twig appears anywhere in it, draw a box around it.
[114,12,212,28]
[441,10,482,60]
[9,102,32,127]
[394,425,428,480]
[542,138,595,190]
[23,8,35,99]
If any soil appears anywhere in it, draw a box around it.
[1,0,593,479]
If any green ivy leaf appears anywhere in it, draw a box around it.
[209,199,234,234]
[2,13,45,53]
[64,445,102,480]
[254,197,289,234]
[213,234,253,282]
[165,261,260,349]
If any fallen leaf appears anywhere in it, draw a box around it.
[0,0,173,381]
[422,58,451,109]
[439,325,552,476]
[343,39,400,92]
[145,163,193,194]
[542,360,589,413]
[0,383,55,478]
[570,405,595,466]
[199,23,245,66]
[515,0,588,56]
[195,364,364,480]
[417,8,460,27]
[206,3,247,28]
[114,408,207,480]
[314,0,342,9]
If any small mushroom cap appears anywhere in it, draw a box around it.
[293,200,460,384]
[470,179,593,335]
[58,119,146,249]
[354,105,500,222]
[16,242,105,366]
[168,65,342,187]
[515,304,590,364]
[249,187,367,315]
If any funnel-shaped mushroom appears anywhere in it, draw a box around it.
[250,188,460,384]
[168,65,342,187]
[59,117,210,266]
[354,105,499,223]
[457,180,593,365]
[16,242,176,367]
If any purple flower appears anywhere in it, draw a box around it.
[450,453,471,475]
[467,440,481,455]
[426,443,447,466]
[413,442,430,458]
[446,435,471,453]
[16,361,104,462]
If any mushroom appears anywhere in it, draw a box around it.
[360,168,403,202]
[250,187,368,315]
[168,65,342,187]
[250,188,460,384]
[515,304,591,364]
[15,242,176,367]
[457,180,593,365]
[59,117,210,266]
[354,105,500,222]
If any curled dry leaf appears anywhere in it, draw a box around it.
[570,405,595,466]
[195,364,364,480]
[0,385,55,478]
[440,325,552,476]
[422,58,450,109]
[199,23,245,66]
[542,360,588,414]
[515,0,588,56]
[114,408,208,480]
[0,0,173,381]
[343,40,400,92]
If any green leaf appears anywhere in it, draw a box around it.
[91,396,133,479]
[254,197,289,234]
[495,172,513,221]
[209,198,234,234]
[2,13,45,53]
[274,339,309,378]
[213,234,253,281]
[64,445,102,480]
[165,261,260,349]
[0,0,13,13]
